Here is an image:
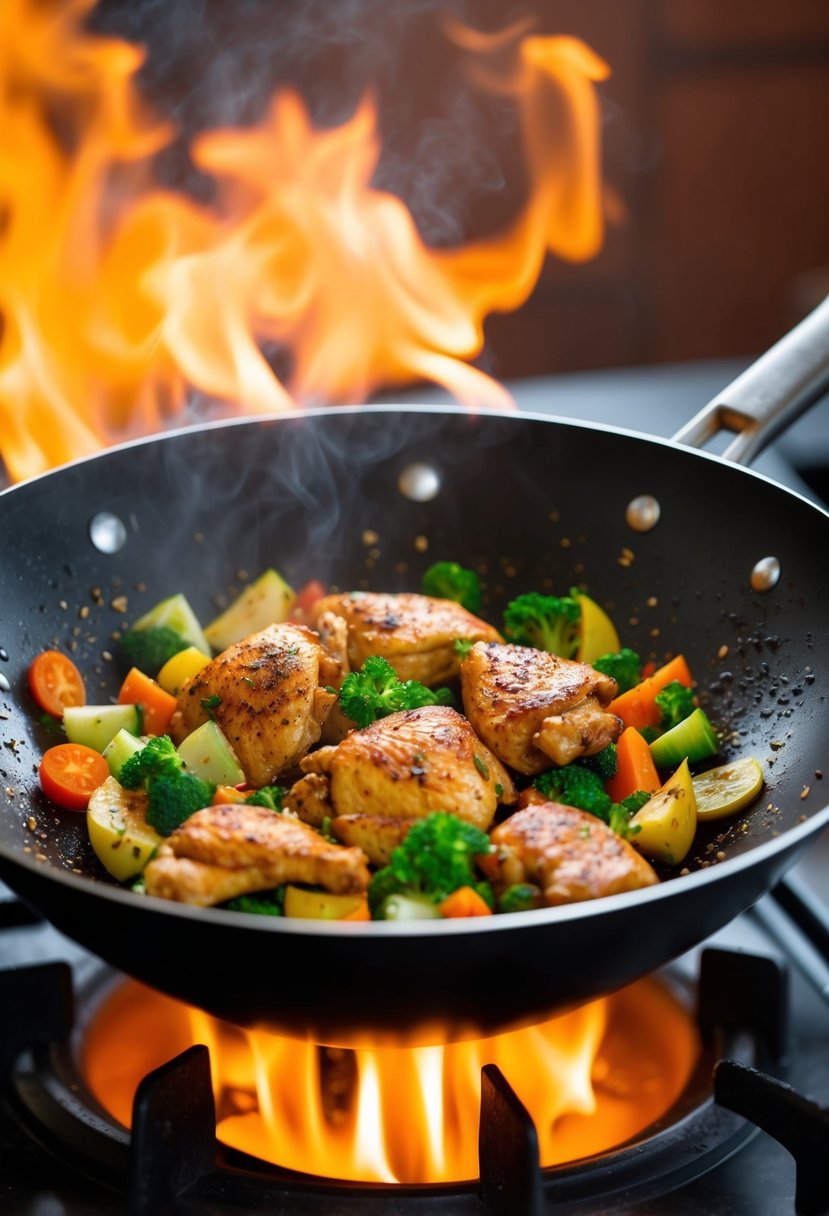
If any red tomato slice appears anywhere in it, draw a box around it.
[29,651,86,717]
[291,579,327,623]
[39,743,109,811]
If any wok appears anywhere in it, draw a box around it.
[1,299,829,1046]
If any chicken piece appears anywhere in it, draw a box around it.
[144,803,370,907]
[330,814,414,867]
[460,642,622,775]
[480,800,658,906]
[314,610,357,744]
[171,623,338,787]
[309,592,501,686]
[297,704,517,832]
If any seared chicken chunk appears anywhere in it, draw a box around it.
[144,803,370,907]
[309,591,501,686]
[289,704,517,833]
[480,800,658,906]
[171,623,338,787]
[460,642,622,775]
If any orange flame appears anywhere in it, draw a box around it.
[83,976,698,1186]
[0,0,608,482]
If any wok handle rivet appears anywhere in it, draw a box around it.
[88,512,127,554]
[625,494,661,532]
[751,556,781,592]
[398,463,441,502]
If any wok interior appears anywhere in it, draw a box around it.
[1,407,829,1041]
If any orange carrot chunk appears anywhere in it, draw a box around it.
[438,886,493,918]
[609,654,694,731]
[117,667,177,736]
[605,726,662,803]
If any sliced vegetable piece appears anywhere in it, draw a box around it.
[39,743,109,811]
[649,707,719,769]
[383,893,442,920]
[63,703,143,753]
[630,757,697,865]
[609,654,694,730]
[692,757,764,821]
[204,569,295,653]
[283,885,366,920]
[290,579,328,624]
[28,651,86,717]
[118,667,177,736]
[605,726,661,803]
[102,728,146,780]
[157,646,211,695]
[176,719,245,786]
[438,885,493,918]
[132,593,210,656]
[87,775,163,880]
[575,592,620,664]
[212,783,248,805]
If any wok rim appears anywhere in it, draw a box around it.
[2,403,828,938]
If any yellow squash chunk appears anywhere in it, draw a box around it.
[576,592,620,664]
[87,776,162,882]
[283,885,365,920]
[630,757,697,867]
[157,645,212,695]
[204,568,295,653]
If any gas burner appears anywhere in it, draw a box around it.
[2,946,827,1215]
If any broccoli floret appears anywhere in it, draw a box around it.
[223,888,285,916]
[497,883,541,914]
[338,655,453,729]
[533,765,612,819]
[244,786,284,812]
[577,743,618,782]
[421,561,482,614]
[145,770,215,836]
[118,626,188,676]
[454,637,474,661]
[592,647,641,693]
[368,811,492,918]
[503,592,580,657]
[608,791,651,839]
[654,681,696,730]
[119,734,182,789]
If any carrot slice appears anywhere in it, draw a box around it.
[605,726,662,803]
[117,667,177,736]
[438,886,493,918]
[342,895,371,921]
[609,654,694,730]
[213,784,247,805]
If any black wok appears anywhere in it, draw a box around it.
[2,300,829,1046]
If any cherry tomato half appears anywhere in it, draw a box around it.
[290,579,327,624]
[39,743,109,811]
[28,651,86,718]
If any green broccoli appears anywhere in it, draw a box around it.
[592,647,641,693]
[338,655,453,729]
[503,592,580,657]
[119,734,182,789]
[454,638,474,661]
[368,812,493,919]
[608,791,651,839]
[578,743,618,782]
[533,764,612,818]
[145,770,215,836]
[244,786,284,812]
[118,626,188,676]
[654,681,696,730]
[421,561,482,614]
[497,883,541,914]
[223,888,285,916]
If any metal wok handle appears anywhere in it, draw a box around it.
[672,293,829,467]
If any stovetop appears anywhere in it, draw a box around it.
[2,360,829,1215]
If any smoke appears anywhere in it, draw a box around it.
[89,0,528,243]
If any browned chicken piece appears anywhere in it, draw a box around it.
[330,814,414,867]
[314,609,357,744]
[144,804,370,907]
[308,591,502,686]
[295,704,517,832]
[480,800,659,906]
[460,642,622,775]
[170,623,338,787]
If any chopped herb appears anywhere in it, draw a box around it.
[454,638,474,660]
[494,782,503,797]
[241,676,256,689]
[473,754,489,780]
[200,694,222,717]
